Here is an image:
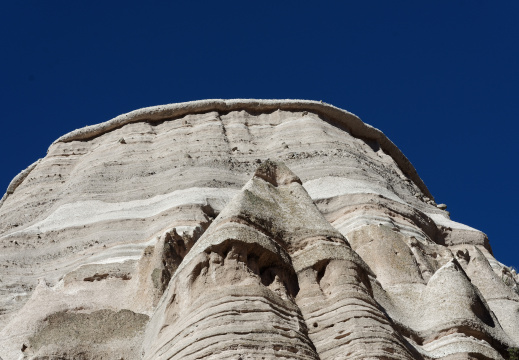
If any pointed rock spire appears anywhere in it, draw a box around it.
[415,258,512,358]
[142,161,323,359]
[211,159,348,254]
[253,159,302,186]
[143,161,415,360]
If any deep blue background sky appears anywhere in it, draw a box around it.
[1,2,518,268]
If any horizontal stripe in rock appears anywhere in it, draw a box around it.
[294,255,415,359]
[146,289,317,359]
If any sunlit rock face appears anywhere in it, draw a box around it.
[0,99,517,360]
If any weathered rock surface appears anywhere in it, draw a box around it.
[0,99,517,359]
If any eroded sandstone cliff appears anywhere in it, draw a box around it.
[0,100,517,359]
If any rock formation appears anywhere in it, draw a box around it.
[0,99,517,359]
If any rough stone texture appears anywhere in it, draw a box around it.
[0,99,518,359]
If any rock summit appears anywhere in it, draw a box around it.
[0,100,517,359]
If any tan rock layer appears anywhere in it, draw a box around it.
[0,102,517,360]
[50,99,432,199]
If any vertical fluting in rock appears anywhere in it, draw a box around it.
[0,100,517,360]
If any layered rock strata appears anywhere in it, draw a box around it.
[0,99,517,359]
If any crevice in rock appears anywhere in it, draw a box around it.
[203,239,300,299]
[159,226,206,294]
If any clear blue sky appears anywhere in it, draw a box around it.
[1,2,518,269]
